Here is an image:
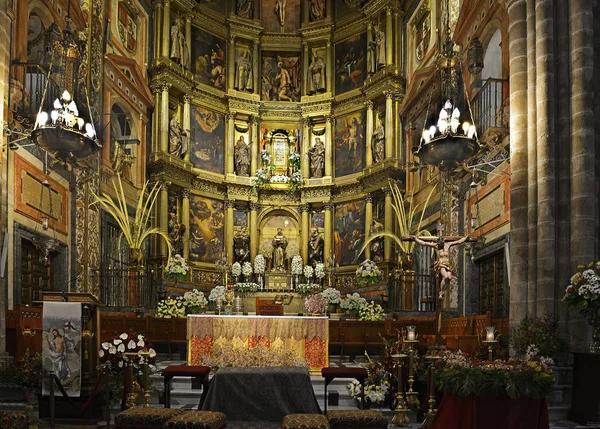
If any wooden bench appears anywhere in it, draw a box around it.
[161,365,211,409]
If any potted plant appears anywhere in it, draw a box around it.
[15,350,42,405]
[164,254,191,282]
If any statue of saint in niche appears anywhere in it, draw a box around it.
[308,137,325,178]
[309,0,325,21]
[170,18,189,69]
[271,228,288,271]
[308,226,324,266]
[367,23,385,74]
[169,115,188,159]
[234,135,251,176]
[369,218,384,262]
[234,227,250,263]
[307,49,326,94]
[237,0,253,19]
[373,117,385,163]
[274,0,286,27]
[235,50,253,92]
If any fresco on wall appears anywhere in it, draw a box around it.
[335,33,367,95]
[261,0,300,33]
[190,105,225,174]
[190,27,226,90]
[334,110,365,177]
[189,195,224,263]
[333,200,366,266]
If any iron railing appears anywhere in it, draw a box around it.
[389,270,437,312]
[471,78,509,136]
[10,62,60,116]
[93,268,155,309]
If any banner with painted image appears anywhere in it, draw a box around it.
[42,302,82,397]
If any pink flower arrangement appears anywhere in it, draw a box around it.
[304,293,327,315]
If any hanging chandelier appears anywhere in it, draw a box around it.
[29,13,100,163]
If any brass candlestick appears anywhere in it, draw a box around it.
[421,354,439,429]
[404,339,420,408]
[124,350,153,408]
[391,353,410,426]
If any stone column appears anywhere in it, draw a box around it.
[250,116,259,175]
[302,43,309,96]
[384,188,393,261]
[385,7,393,66]
[326,42,332,92]
[183,95,192,162]
[252,42,260,94]
[365,100,374,166]
[385,91,393,159]
[228,36,236,91]
[181,189,190,259]
[226,112,236,175]
[151,82,162,153]
[153,1,163,61]
[249,203,259,261]
[301,117,311,178]
[160,83,171,152]
[301,204,310,263]
[507,0,529,328]
[323,203,334,266]
[162,0,171,58]
[225,201,235,263]
[364,194,373,260]
[324,115,333,177]
[160,181,171,257]
[185,17,192,72]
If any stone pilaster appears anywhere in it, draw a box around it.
[324,115,333,177]
[226,112,236,175]
[323,202,334,266]
[183,95,192,162]
[162,0,171,58]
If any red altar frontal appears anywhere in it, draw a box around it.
[187,315,329,371]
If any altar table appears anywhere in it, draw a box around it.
[187,315,329,370]
[201,367,321,422]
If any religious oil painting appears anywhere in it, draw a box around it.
[335,33,367,95]
[260,0,300,33]
[190,105,225,174]
[234,210,248,227]
[261,54,301,102]
[333,200,366,266]
[334,110,366,177]
[42,302,82,397]
[190,27,226,90]
[312,212,325,229]
[189,195,224,263]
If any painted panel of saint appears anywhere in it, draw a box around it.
[312,212,324,229]
[261,0,300,33]
[333,200,366,266]
[189,195,224,263]
[234,210,248,227]
[261,55,301,102]
[334,110,365,177]
[190,105,225,174]
[190,27,226,90]
[335,33,367,95]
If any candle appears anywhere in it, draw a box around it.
[485,326,495,342]
[406,325,416,341]
[227,284,231,290]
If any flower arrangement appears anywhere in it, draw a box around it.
[242,261,253,277]
[254,255,266,274]
[509,314,564,359]
[231,262,242,278]
[563,260,600,319]
[291,255,303,275]
[340,293,368,316]
[260,149,272,166]
[314,263,326,280]
[296,283,318,296]
[156,296,186,318]
[15,349,42,391]
[288,151,301,171]
[270,174,290,183]
[347,353,390,406]
[304,293,328,315]
[289,171,303,187]
[234,282,260,293]
[303,265,314,280]
[0,411,41,429]
[208,285,227,303]
[432,349,555,399]
[164,254,190,280]
[182,289,208,314]
[254,168,270,188]
[199,343,307,369]
[322,287,342,305]
[359,301,386,321]
[355,259,382,285]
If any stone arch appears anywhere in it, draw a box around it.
[256,207,302,267]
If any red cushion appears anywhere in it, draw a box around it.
[162,365,211,377]
[321,367,367,379]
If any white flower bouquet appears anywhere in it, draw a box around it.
[296,283,319,296]
[322,287,342,305]
[290,171,303,185]
[359,301,386,321]
[182,289,208,314]
[355,259,382,285]
[164,254,190,280]
[314,263,326,280]
[157,297,186,318]
[242,261,253,277]
[208,285,227,303]
[260,149,272,165]
[303,265,314,280]
[231,262,242,277]
[340,293,368,317]
[563,260,600,319]
[270,174,290,183]
[254,254,266,274]
[234,282,260,293]
[291,256,303,275]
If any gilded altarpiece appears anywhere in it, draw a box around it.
[334,34,367,95]
[334,110,365,177]
[190,27,227,90]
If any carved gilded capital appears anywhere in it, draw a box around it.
[153,0,163,10]
[323,202,334,211]
[229,35,236,44]
[250,202,261,211]
[365,100,374,110]
[226,112,236,122]
[181,188,191,199]
[301,117,312,128]
[385,6,393,15]
[183,94,193,104]
[325,115,335,125]
[385,90,394,100]
[300,204,310,213]
[225,200,236,209]
[163,0,170,7]
[161,82,172,92]
[150,81,163,94]
[160,180,171,191]
[384,187,393,196]
[364,193,373,203]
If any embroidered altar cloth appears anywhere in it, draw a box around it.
[187,315,329,370]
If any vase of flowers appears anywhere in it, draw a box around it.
[291,256,303,288]
[231,262,242,285]
[242,261,253,283]
[156,296,186,318]
[322,287,341,313]
[303,265,314,284]
[340,293,368,319]
[355,259,382,286]
[164,254,190,282]
[314,263,326,285]
[347,352,389,408]
[182,289,208,314]
[254,255,266,289]
[208,286,227,312]
[359,301,386,321]
[304,293,328,316]
[563,260,600,353]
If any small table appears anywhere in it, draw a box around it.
[201,367,321,422]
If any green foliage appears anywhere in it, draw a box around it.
[510,314,565,358]
[15,350,43,390]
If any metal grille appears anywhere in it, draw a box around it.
[471,78,509,136]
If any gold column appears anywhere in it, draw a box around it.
[302,0,309,23]
[324,115,333,177]
[160,181,171,258]
[227,36,236,91]
[301,204,310,263]
[162,0,171,58]
[323,203,333,266]
[151,82,161,153]
[365,100,374,166]
[182,189,190,259]
[183,94,191,162]
[250,116,259,175]
[385,7,393,66]
[185,17,192,71]
[226,112,236,175]
[225,200,235,264]
[153,1,163,61]
[395,10,403,72]
[384,188,393,261]
[252,42,260,94]
[160,83,171,152]
[302,43,309,96]
[301,117,310,178]
[325,0,332,19]
[325,42,332,93]
[364,194,373,260]
[385,90,393,159]
[395,93,402,163]
[249,202,259,261]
